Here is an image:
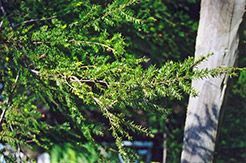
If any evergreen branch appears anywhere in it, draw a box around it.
[0,71,20,124]
[103,0,140,17]
[13,15,57,28]
[68,75,110,87]
[92,97,118,138]
[192,53,213,67]
[118,9,142,24]
[76,5,101,26]
[32,39,118,56]
[69,39,117,54]
[122,119,153,137]
[92,97,133,144]
[40,61,243,101]
[81,17,100,29]
[92,97,151,138]
[101,143,119,153]
[82,0,141,29]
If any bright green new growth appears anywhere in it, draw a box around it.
[0,0,243,161]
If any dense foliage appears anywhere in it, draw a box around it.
[0,0,245,162]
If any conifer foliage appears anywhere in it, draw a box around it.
[0,0,241,162]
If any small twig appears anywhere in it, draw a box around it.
[64,76,74,90]
[70,76,82,85]
[13,15,57,28]
[92,97,104,108]
[78,65,96,69]
[16,143,21,161]
[0,109,6,124]
[9,123,14,132]
[71,78,109,86]
[0,1,6,28]
[10,70,20,93]
[30,69,39,75]
[92,97,118,137]
[25,140,35,143]
[92,97,113,123]
[69,75,110,87]
[69,39,117,54]
[109,100,118,108]
[101,143,119,153]
[32,41,50,45]
[0,1,5,14]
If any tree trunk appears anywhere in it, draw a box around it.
[181,0,245,163]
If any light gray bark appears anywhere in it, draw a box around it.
[162,133,167,163]
[181,0,245,163]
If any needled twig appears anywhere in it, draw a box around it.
[13,15,57,28]
[0,71,20,124]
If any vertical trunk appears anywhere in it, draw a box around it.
[181,0,245,163]
[162,133,167,163]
